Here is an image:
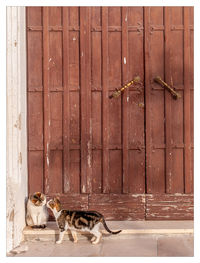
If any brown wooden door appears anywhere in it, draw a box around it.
[27,7,193,220]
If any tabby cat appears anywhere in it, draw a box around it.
[47,197,122,244]
[26,192,49,228]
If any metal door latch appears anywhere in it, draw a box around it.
[154,76,181,100]
[109,76,142,99]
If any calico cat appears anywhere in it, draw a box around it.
[26,192,49,228]
[47,197,122,244]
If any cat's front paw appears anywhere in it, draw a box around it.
[56,240,62,244]
[91,236,96,242]
[92,240,100,245]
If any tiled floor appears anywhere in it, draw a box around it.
[8,233,193,257]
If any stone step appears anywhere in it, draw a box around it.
[23,221,193,242]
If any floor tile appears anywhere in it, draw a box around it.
[157,234,194,257]
[8,233,194,257]
[101,235,157,257]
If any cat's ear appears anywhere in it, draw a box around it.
[36,192,41,197]
[54,196,60,203]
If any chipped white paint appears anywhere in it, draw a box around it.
[72,37,76,41]
[87,144,92,168]
[45,178,50,194]
[131,194,145,198]
[47,143,49,153]
[81,51,84,57]
[82,185,86,193]
[64,180,70,192]
[49,58,52,62]
[87,119,92,170]
[124,57,126,64]
[47,156,50,167]
[127,96,129,102]
[174,193,184,196]
[7,7,27,253]
[162,207,170,211]
[125,15,128,22]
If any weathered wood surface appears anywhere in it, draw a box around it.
[27,7,194,220]
[146,194,194,220]
[47,193,193,221]
[89,194,145,220]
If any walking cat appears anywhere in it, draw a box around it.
[47,197,122,244]
[26,192,49,228]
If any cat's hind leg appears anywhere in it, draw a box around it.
[90,223,102,244]
[70,230,78,243]
[56,230,65,244]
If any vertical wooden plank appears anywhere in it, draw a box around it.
[184,7,192,193]
[128,7,145,194]
[149,7,165,193]
[190,7,194,193]
[49,150,63,193]
[169,7,184,193]
[91,11,101,195]
[49,7,62,26]
[50,92,63,148]
[102,7,109,193]
[91,91,102,193]
[86,7,92,194]
[28,151,43,193]
[80,7,92,193]
[27,31,43,88]
[28,93,43,150]
[164,7,173,193]
[122,7,129,193]
[109,151,122,193]
[80,7,87,193]
[62,7,70,193]
[69,150,81,192]
[43,7,51,194]
[144,7,151,193]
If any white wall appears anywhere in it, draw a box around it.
[6,7,27,252]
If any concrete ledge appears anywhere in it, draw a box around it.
[23,221,193,242]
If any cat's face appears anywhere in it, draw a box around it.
[47,197,61,212]
[30,192,46,206]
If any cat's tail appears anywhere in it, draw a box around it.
[101,218,122,234]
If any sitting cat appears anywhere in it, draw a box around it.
[47,197,121,244]
[26,192,49,228]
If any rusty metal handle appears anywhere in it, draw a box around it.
[109,76,142,99]
[154,76,181,100]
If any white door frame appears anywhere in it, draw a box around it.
[6,6,28,252]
